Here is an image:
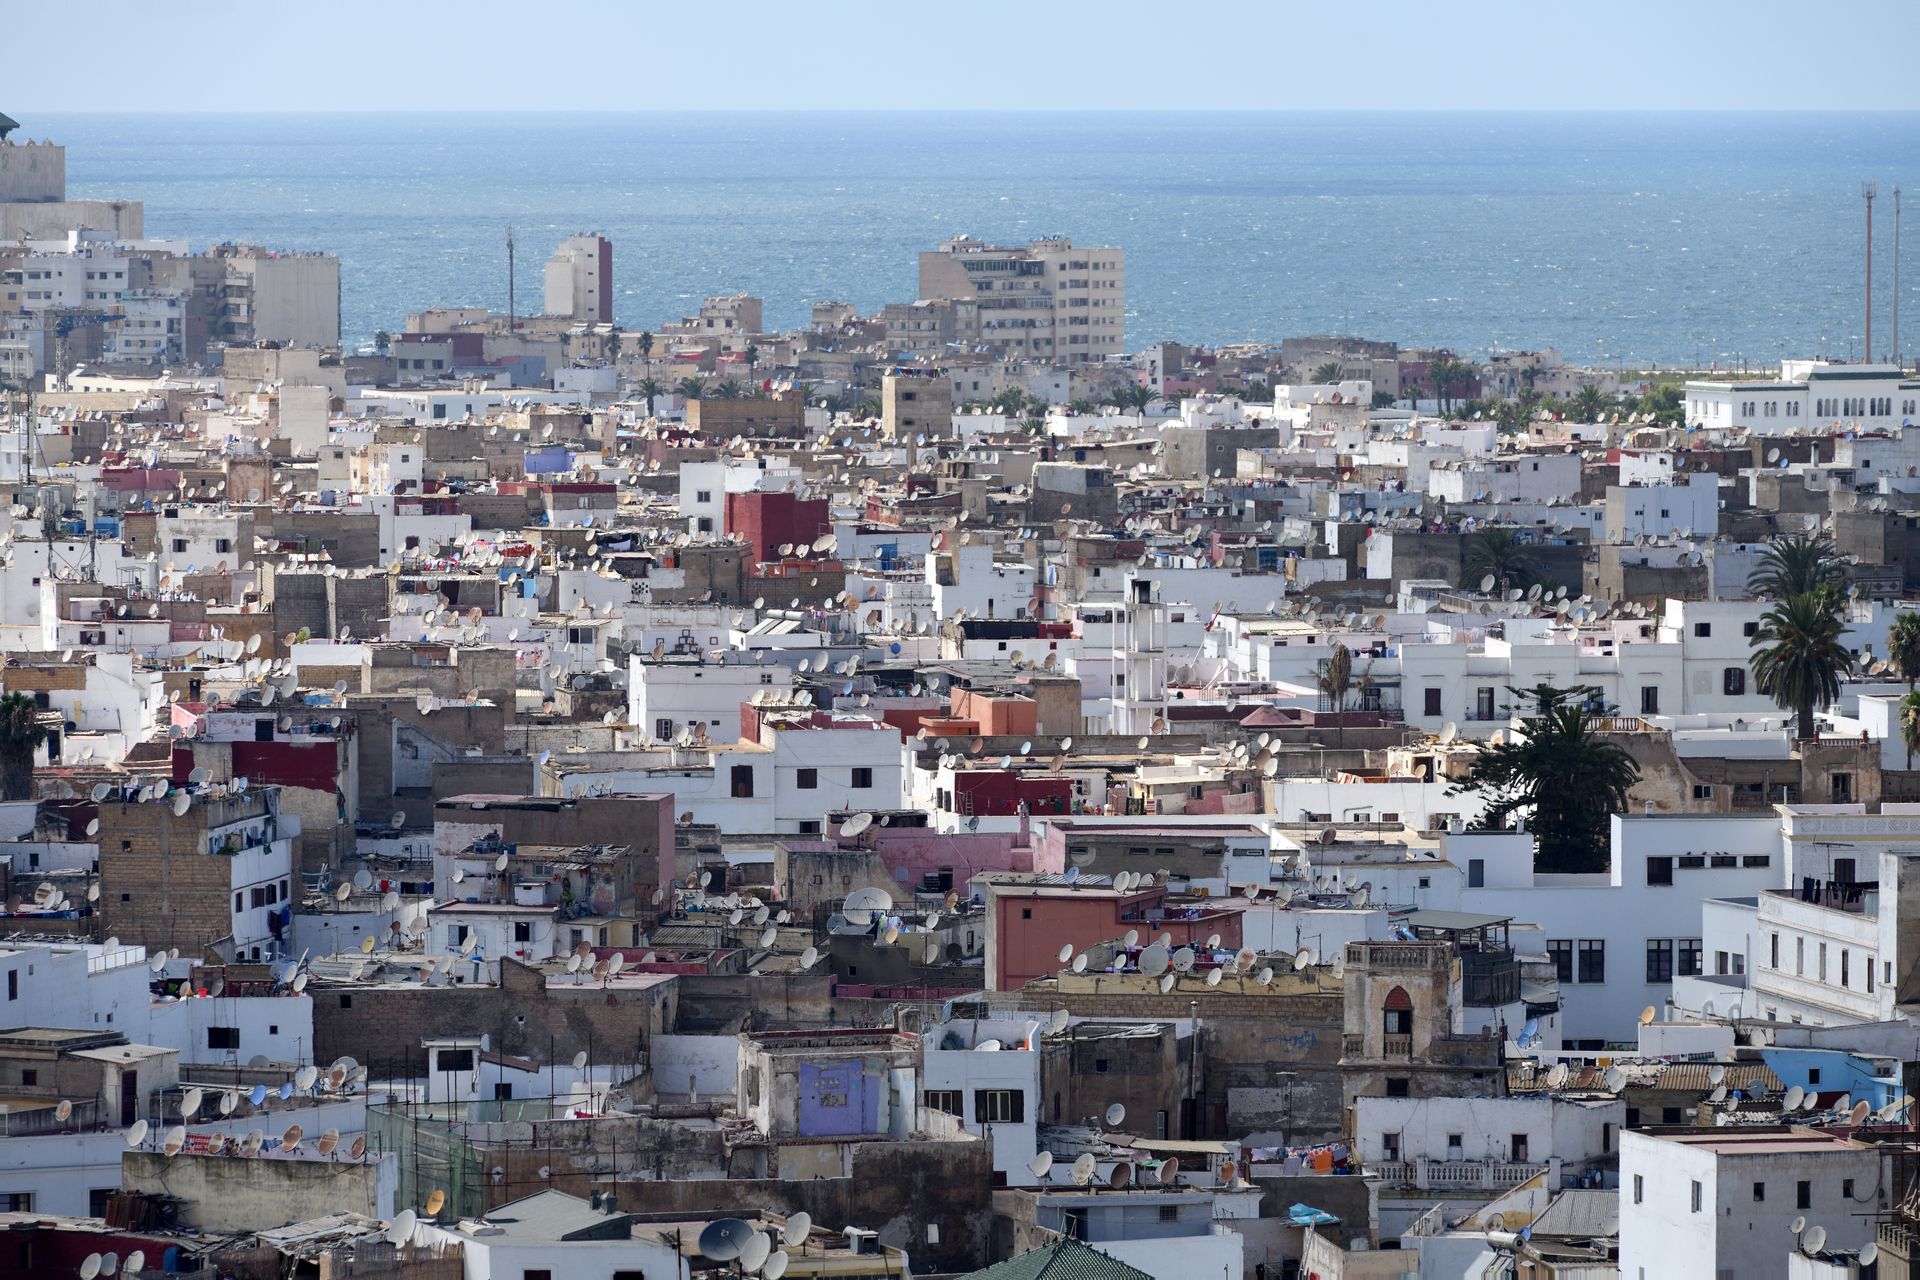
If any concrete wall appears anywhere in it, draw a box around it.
[122,1148,397,1230]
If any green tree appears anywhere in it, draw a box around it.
[1900,691,1920,769]
[1311,361,1343,384]
[638,331,655,360]
[675,376,707,401]
[853,397,881,419]
[636,377,663,418]
[605,330,621,362]
[373,330,392,353]
[1634,383,1685,426]
[1106,384,1154,413]
[710,379,745,400]
[1747,532,1845,599]
[1751,590,1855,740]
[0,692,47,802]
[745,344,760,370]
[1572,383,1607,422]
[1429,357,1473,415]
[1892,612,1920,690]
[1452,684,1640,872]
[1463,528,1541,594]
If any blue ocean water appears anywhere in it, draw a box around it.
[37,111,1920,367]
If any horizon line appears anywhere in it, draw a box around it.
[24,106,1920,116]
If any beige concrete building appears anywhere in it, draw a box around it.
[543,232,613,323]
[917,235,1124,365]
[881,370,953,441]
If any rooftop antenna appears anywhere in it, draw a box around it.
[1897,186,1904,367]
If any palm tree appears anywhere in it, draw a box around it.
[710,379,745,400]
[0,692,47,802]
[636,377,663,418]
[1429,357,1472,415]
[1747,532,1845,599]
[1572,383,1607,422]
[1310,361,1343,385]
[1318,645,1354,747]
[638,331,655,360]
[1900,691,1920,768]
[1889,611,1920,689]
[1452,684,1640,872]
[1463,529,1541,594]
[1751,590,1855,740]
[675,376,707,401]
[745,344,760,371]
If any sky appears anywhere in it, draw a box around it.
[9,0,1920,114]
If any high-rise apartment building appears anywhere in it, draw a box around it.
[544,232,614,324]
[917,235,1124,365]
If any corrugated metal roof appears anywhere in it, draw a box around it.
[1531,1189,1620,1239]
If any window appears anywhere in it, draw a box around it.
[513,921,532,943]
[1841,949,1850,988]
[1640,685,1659,714]
[1691,1180,1703,1213]
[1547,940,1573,984]
[1771,933,1780,968]
[1678,938,1703,977]
[975,1089,1024,1123]
[1646,939,1674,982]
[525,1271,553,1280]
[924,1089,962,1116]
[1424,688,1442,716]
[1744,620,1760,637]
[1385,1077,1410,1097]
[1753,1181,1766,1202]
[207,1026,239,1050]
[1797,1180,1812,1210]
[654,718,675,740]
[438,1048,475,1073]
[1468,858,1485,888]
[1381,1131,1400,1160]
[1578,940,1605,983]
[1646,856,1673,886]
[0,1193,31,1212]
[730,765,754,798]
[851,767,873,789]
[1633,1174,1644,1204]
[4,971,13,1001]
[1845,1178,1856,1198]
[796,768,818,789]
[1694,622,1711,638]
[1383,985,1413,1035]
[1510,1134,1528,1162]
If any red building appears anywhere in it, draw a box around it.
[984,879,1244,992]
[725,490,830,564]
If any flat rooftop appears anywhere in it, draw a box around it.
[1640,1126,1869,1156]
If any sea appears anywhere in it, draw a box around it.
[37,110,1920,369]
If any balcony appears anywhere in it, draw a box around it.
[1368,1156,1556,1191]
[1342,1033,1414,1059]
[1347,941,1447,970]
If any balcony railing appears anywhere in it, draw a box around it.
[1368,1157,1555,1191]
[1342,1033,1415,1058]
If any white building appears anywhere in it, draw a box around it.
[543,233,612,324]
[1684,361,1920,436]
[921,1014,1042,1184]
[1619,1127,1883,1280]
[412,1189,690,1280]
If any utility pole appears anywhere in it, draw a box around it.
[506,226,516,334]
[1865,181,1878,363]
[1896,187,1903,369]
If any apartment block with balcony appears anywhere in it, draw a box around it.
[1338,926,1506,1108]
[918,236,1125,366]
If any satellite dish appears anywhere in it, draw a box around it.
[1107,1163,1132,1189]
[1070,1154,1098,1186]
[425,1188,447,1217]
[782,1213,813,1247]
[1029,1150,1055,1178]
[1862,1241,1880,1266]
[1139,943,1170,977]
[1546,1063,1569,1088]
[1803,1225,1827,1254]
[171,791,192,816]
[1850,1099,1871,1126]
[698,1219,757,1262]
[55,1099,72,1122]
[765,1254,790,1280]
[740,1232,772,1273]
[1105,1102,1126,1126]
[1604,1066,1627,1091]
[1071,953,1088,974]
[799,945,819,968]
[1639,1005,1657,1026]
[161,1124,187,1157]
[1790,1215,1807,1235]
[388,1209,418,1246]
[572,1050,589,1069]
[181,1087,203,1119]
[125,1119,149,1146]
[1784,1085,1805,1110]
[80,1257,102,1280]
[348,1135,368,1161]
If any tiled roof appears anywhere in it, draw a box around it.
[963,1239,1156,1280]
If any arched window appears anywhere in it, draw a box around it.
[1383,985,1413,1036]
